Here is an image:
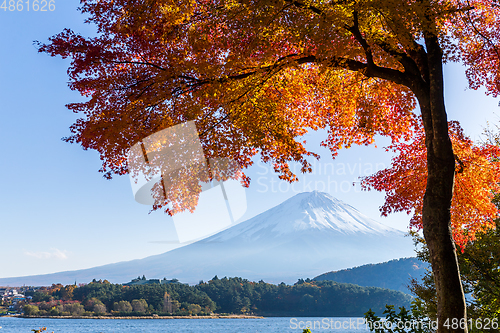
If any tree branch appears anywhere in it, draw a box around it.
[285,0,324,15]
[346,11,374,69]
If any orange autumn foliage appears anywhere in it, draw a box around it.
[37,0,500,224]
[362,121,500,249]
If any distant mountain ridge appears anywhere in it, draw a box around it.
[314,257,429,294]
[0,191,415,286]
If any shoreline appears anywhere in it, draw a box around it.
[15,314,264,320]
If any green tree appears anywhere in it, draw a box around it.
[364,304,434,333]
[459,217,500,319]
[23,304,40,316]
[131,299,148,313]
[63,303,85,316]
[113,300,132,313]
[188,303,202,315]
[93,303,107,315]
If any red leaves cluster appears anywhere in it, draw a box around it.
[362,120,500,249]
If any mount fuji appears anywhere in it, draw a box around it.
[0,191,415,286]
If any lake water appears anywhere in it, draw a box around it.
[0,316,372,333]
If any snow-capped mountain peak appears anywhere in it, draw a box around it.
[206,191,401,242]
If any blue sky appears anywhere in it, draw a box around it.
[0,0,498,279]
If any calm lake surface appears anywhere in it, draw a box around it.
[0,316,372,333]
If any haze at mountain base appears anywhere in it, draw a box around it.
[0,191,414,286]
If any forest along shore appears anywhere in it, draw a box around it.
[18,314,263,319]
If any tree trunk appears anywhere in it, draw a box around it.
[417,36,468,333]
[422,130,467,333]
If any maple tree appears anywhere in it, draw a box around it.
[38,0,500,331]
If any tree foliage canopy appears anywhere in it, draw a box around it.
[38,0,500,241]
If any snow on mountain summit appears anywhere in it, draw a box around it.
[277,191,396,234]
[207,191,401,242]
